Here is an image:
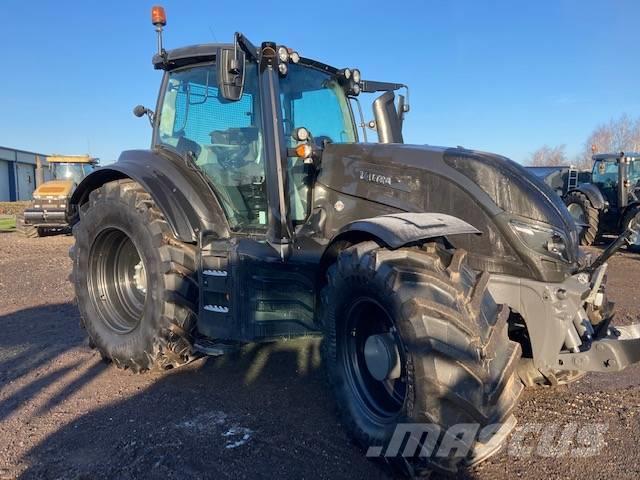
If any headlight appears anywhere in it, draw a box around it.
[352,69,361,83]
[509,220,570,262]
[277,46,289,63]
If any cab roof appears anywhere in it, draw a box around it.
[593,152,640,161]
[153,43,230,70]
[47,155,98,164]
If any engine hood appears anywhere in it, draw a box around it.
[33,180,74,199]
[315,143,580,282]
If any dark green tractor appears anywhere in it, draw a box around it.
[67,7,640,475]
[565,152,640,249]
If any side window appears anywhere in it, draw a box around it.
[592,160,618,186]
[157,63,268,231]
[279,65,357,223]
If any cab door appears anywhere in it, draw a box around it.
[592,159,619,208]
[154,58,317,341]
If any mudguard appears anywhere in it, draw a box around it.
[336,212,481,249]
[567,183,607,210]
[69,149,230,243]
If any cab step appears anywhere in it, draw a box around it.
[193,338,240,356]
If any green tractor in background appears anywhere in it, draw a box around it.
[564,152,640,249]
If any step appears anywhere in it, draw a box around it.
[193,338,240,356]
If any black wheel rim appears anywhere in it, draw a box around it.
[629,212,640,246]
[340,297,407,423]
[567,203,586,224]
[88,228,147,334]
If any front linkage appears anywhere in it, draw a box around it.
[491,224,640,378]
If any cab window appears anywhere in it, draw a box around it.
[279,65,356,222]
[157,63,268,231]
[592,160,618,186]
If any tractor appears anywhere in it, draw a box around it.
[564,152,640,249]
[67,6,640,475]
[17,155,97,237]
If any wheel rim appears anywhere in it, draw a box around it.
[567,203,586,224]
[629,212,640,246]
[88,228,147,334]
[341,297,407,422]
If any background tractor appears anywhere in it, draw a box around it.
[563,152,640,249]
[17,155,97,237]
[67,6,640,475]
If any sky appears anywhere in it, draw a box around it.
[0,0,638,165]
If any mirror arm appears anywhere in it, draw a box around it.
[235,32,259,61]
[146,110,155,127]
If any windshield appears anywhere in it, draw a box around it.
[51,163,93,184]
[279,64,357,146]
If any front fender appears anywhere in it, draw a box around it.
[69,149,230,243]
[336,212,481,249]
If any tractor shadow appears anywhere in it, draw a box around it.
[1,303,481,480]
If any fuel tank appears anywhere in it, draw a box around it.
[315,143,580,283]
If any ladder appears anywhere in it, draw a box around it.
[567,166,579,190]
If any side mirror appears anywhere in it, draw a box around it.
[133,105,148,117]
[217,47,246,101]
[133,105,154,126]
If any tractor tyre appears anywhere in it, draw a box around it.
[565,191,599,246]
[16,213,39,238]
[321,241,523,474]
[71,179,199,372]
[623,206,640,253]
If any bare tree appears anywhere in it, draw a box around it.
[579,114,640,169]
[528,144,567,166]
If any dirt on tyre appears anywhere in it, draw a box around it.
[70,179,199,372]
[16,213,39,238]
[565,191,599,246]
[321,241,523,474]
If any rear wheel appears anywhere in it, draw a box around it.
[16,213,39,238]
[565,191,599,245]
[623,207,640,253]
[321,241,523,474]
[71,180,199,372]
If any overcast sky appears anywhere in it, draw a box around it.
[0,0,637,164]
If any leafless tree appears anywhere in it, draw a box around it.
[528,144,567,166]
[578,114,640,169]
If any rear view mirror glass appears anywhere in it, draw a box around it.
[217,47,246,101]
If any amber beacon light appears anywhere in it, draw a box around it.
[151,5,167,26]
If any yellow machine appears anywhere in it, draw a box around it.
[17,155,98,237]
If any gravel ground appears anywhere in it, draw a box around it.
[0,232,639,479]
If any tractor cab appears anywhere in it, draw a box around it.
[592,152,640,209]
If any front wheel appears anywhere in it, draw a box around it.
[321,242,523,474]
[16,213,39,238]
[71,180,199,372]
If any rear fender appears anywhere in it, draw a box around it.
[69,149,229,243]
[566,184,606,211]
